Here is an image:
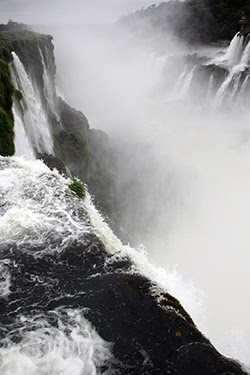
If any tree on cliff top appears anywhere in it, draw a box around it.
[120,0,250,44]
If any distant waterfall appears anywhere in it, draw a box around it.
[39,47,59,118]
[10,52,54,156]
[146,32,250,109]
[214,35,250,106]
[223,32,244,66]
[179,66,196,98]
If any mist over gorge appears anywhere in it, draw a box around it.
[0,0,250,373]
[50,12,250,367]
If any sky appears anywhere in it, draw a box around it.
[0,0,163,25]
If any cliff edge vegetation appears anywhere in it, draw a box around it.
[120,0,250,45]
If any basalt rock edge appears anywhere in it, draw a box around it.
[0,239,247,375]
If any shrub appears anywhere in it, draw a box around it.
[68,178,85,200]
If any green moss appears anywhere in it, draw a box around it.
[68,178,85,200]
[0,58,15,156]
[159,292,195,326]
[0,108,14,156]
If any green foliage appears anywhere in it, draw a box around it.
[68,178,86,200]
[0,59,15,156]
[0,108,14,156]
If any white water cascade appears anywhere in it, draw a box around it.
[213,34,250,106]
[10,52,54,156]
[0,309,113,375]
[222,32,244,66]
[0,155,207,375]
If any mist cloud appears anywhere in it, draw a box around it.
[0,0,163,25]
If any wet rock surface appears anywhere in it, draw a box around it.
[0,241,247,375]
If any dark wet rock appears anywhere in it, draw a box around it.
[0,241,247,375]
[37,153,67,175]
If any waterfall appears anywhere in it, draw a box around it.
[11,52,54,156]
[12,103,35,159]
[223,32,244,66]
[39,47,59,118]
[206,73,214,100]
[179,65,196,98]
[173,64,187,94]
[1,28,250,374]
[240,39,250,66]
[236,75,250,107]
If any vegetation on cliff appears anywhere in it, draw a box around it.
[0,59,14,156]
[68,177,86,200]
[120,0,250,44]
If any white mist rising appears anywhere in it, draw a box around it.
[50,23,250,370]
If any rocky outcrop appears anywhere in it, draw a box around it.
[53,98,117,221]
[0,238,247,375]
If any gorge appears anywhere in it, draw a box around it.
[0,17,249,375]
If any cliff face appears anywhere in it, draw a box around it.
[0,27,116,222]
[0,58,14,156]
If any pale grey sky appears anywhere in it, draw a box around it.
[0,0,162,25]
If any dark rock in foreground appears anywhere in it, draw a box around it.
[0,239,247,375]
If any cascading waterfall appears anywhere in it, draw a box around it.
[1,28,250,374]
[173,64,188,94]
[213,36,250,106]
[39,47,59,118]
[12,104,35,159]
[206,73,214,100]
[222,32,244,66]
[179,65,196,98]
[10,52,54,156]
[146,32,250,107]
